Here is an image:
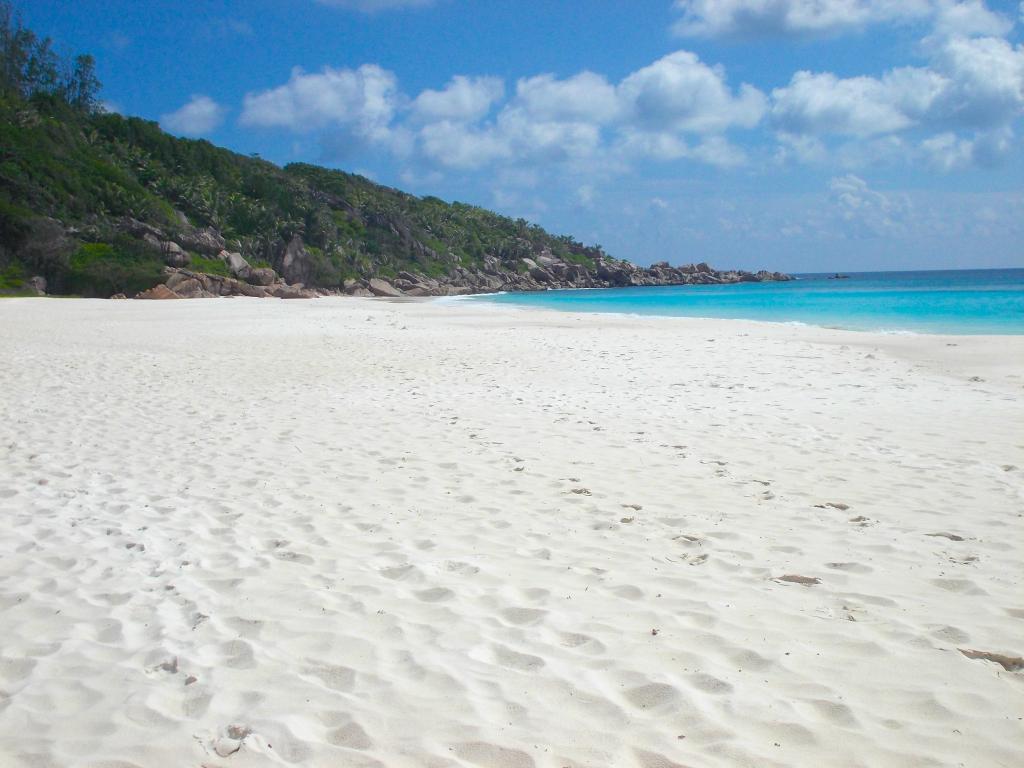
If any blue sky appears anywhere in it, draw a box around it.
[17,0,1024,272]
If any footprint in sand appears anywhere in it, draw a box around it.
[775,574,821,586]
[415,587,454,603]
[492,644,546,672]
[825,562,872,574]
[445,560,480,576]
[927,532,965,541]
[500,607,547,626]
[625,682,681,711]
[687,673,733,694]
[380,564,422,581]
[958,648,1024,671]
[453,742,535,768]
[327,721,373,750]
[212,724,252,758]
[559,632,606,654]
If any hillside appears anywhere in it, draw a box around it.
[0,7,788,299]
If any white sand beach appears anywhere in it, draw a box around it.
[0,296,1021,768]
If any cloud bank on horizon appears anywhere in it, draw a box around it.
[27,0,1024,270]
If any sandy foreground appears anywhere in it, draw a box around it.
[0,296,1021,768]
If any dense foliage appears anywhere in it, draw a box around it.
[1,2,99,110]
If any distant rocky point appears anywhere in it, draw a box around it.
[126,217,791,299]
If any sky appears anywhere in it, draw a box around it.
[16,0,1024,272]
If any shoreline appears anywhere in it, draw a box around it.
[1,296,1021,767]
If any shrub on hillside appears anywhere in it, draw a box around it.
[65,238,163,297]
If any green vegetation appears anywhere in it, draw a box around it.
[0,259,29,294]
[187,254,229,277]
[66,240,164,297]
[0,1,612,296]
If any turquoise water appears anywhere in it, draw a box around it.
[472,269,1024,335]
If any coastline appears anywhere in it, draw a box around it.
[1,296,1021,768]
[460,268,1024,337]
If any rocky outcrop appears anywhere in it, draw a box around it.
[277,234,313,285]
[135,284,181,300]
[175,226,226,256]
[367,278,403,297]
[333,254,791,298]
[148,267,319,300]
[126,221,790,302]
[246,267,278,286]
[161,240,189,267]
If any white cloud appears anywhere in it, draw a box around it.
[240,64,400,144]
[929,35,1024,128]
[495,107,604,163]
[418,120,510,169]
[411,75,504,122]
[232,16,1021,182]
[921,131,976,170]
[671,0,1016,40]
[409,50,762,172]
[692,135,749,166]
[829,174,910,235]
[771,68,944,136]
[617,130,690,160]
[617,51,765,133]
[314,0,434,12]
[773,131,828,164]
[770,33,1024,166]
[575,184,595,207]
[931,1,1013,38]
[160,95,227,136]
[671,0,933,39]
[921,126,1015,170]
[615,130,748,167]
[514,71,620,123]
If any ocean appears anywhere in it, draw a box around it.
[470,268,1024,335]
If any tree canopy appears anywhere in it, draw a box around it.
[0,1,101,109]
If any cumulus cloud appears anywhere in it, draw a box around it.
[160,95,227,136]
[418,121,511,169]
[929,36,1024,128]
[240,64,400,144]
[829,174,910,235]
[514,71,620,123]
[618,51,766,132]
[234,14,1021,181]
[616,130,748,167]
[314,0,434,12]
[671,0,1016,40]
[930,0,1013,38]
[770,33,1024,165]
[771,68,944,136]
[409,50,763,171]
[920,126,1014,170]
[671,0,933,39]
[411,76,504,122]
